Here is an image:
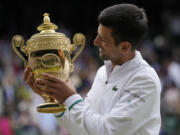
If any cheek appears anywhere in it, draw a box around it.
[113,48,121,56]
[101,42,109,49]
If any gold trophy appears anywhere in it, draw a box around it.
[12,13,86,113]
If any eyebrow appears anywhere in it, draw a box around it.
[98,34,105,40]
[96,28,111,41]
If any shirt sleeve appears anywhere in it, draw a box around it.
[56,74,160,135]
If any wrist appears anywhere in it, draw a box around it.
[63,94,83,110]
[63,91,76,103]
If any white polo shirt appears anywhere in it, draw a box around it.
[56,51,161,135]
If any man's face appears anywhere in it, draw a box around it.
[94,24,121,61]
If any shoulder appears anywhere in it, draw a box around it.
[128,63,161,92]
[139,61,160,83]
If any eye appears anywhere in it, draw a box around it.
[101,38,106,42]
[98,35,106,42]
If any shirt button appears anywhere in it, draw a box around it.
[105,81,108,84]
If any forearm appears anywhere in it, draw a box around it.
[55,94,133,135]
[55,80,159,135]
[55,94,89,135]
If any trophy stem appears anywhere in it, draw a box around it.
[36,93,67,113]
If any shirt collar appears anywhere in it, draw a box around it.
[104,51,143,76]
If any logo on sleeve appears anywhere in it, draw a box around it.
[112,86,118,91]
[124,90,146,103]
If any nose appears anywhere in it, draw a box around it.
[93,35,100,47]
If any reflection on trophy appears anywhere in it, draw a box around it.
[12,13,86,113]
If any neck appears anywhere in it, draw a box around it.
[112,51,135,68]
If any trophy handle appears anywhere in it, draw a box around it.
[12,35,28,64]
[71,33,86,63]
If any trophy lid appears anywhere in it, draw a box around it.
[26,13,71,53]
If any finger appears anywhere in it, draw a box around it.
[35,78,57,89]
[26,72,34,87]
[35,83,57,93]
[33,80,45,95]
[41,90,57,100]
[41,73,63,83]
[33,84,42,95]
[23,66,32,81]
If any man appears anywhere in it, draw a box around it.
[24,4,161,135]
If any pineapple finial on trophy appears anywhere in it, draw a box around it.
[43,13,50,24]
[37,13,58,31]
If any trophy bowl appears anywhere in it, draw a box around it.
[12,13,86,113]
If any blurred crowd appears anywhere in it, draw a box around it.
[0,1,180,135]
[0,37,100,135]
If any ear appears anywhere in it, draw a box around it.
[119,41,131,53]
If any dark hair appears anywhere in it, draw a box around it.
[98,4,148,49]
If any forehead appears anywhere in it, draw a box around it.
[98,24,113,38]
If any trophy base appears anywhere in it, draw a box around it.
[37,102,67,113]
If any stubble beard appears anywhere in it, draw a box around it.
[99,48,110,60]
